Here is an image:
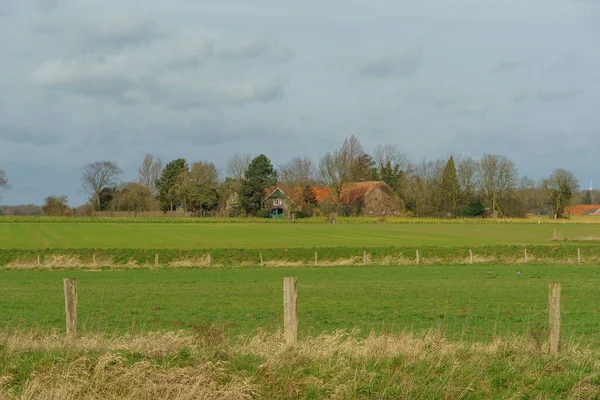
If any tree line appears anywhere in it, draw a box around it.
[1,136,591,218]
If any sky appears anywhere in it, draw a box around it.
[1,0,599,205]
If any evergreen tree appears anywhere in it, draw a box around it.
[156,158,189,212]
[240,155,277,215]
[583,190,592,205]
[440,156,460,216]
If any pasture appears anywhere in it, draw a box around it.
[2,220,600,249]
[3,219,600,398]
[2,265,600,346]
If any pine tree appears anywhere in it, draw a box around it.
[440,156,460,217]
[240,155,277,215]
[583,190,592,205]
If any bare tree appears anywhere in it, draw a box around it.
[478,154,517,218]
[318,136,366,209]
[373,144,409,172]
[189,161,220,186]
[456,156,479,204]
[319,151,349,208]
[543,168,579,219]
[279,156,315,205]
[280,157,314,186]
[138,154,163,194]
[0,167,9,198]
[81,161,123,210]
[226,153,252,180]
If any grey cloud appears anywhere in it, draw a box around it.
[495,59,530,72]
[537,88,581,102]
[37,14,163,50]
[32,23,290,108]
[34,0,60,13]
[359,47,422,77]
[515,88,581,104]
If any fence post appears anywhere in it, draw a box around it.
[154,253,159,268]
[283,277,298,344]
[37,255,41,266]
[363,250,367,265]
[524,249,528,264]
[416,250,420,265]
[548,283,561,355]
[208,253,211,266]
[578,248,581,263]
[554,228,557,240]
[469,249,473,264]
[260,252,264,267]
[63,278,77,338]
[314,251,318,266]
[93,253,96,265]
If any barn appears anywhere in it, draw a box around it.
[318,181,404,216]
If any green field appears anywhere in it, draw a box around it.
[3,220,600,397]
[2,265,600,346]
[2,222,600,249]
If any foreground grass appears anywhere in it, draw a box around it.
[2,265,600,346]
[1,329,599,399]
[2,222,600,249]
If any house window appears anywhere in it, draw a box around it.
[273,199,282,206]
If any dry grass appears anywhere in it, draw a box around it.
[2,328,600,399]
[4,250,600,270]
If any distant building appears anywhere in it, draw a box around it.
[564,205,600,216]
[318,181,404,216]
[263,187,298,219]
[264,181,403,218]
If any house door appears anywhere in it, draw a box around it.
[270,208,284,219]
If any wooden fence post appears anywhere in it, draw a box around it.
[63,278,77,338]
[314,252,318,266]
[416,250,420,265]
[283,277,298,344]
[363,250,367,265]
[469,249,473,264]
[37,255,41,266]
[93,253,96,265]
[578,248,581,263]
[154,253,159,268]
[548,283,561,355]
[524,249,528,264]
[260,252,264,267]
[208,253,211,266]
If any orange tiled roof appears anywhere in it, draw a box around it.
[565,205,600,216]
[265,181,390,204]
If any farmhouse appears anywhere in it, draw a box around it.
[263,187,298,219]
[263,181,403,218]
[319,181,403,216]
[564,205,600,216]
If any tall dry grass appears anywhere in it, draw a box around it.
[1,328,600,399]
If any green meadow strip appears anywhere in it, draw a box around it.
[2,216,600,224]
[1,244,598,268]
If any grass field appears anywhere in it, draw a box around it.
[2,265,600,346]
[3,219,600,398]
[2,221,600,249]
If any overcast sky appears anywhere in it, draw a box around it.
[1,0,599,205]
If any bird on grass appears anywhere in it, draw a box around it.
[516,270,522,276]
[487,269,492,276]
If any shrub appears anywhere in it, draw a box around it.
[460,202,485,218]
[256,209,271,218]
